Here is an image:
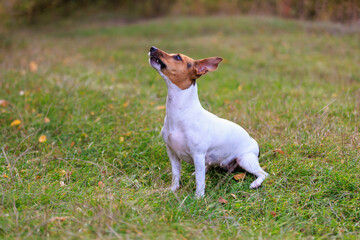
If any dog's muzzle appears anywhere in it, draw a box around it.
[149,46,167,69]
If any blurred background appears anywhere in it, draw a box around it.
[1,1,360,239]
[1,0,360,26]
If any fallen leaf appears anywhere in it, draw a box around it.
[124,131,132,137]
[98,181,105,187]
[90,111,95,116]
[218,196,228,204]
[2,174,9,178]
[237,85,243,91]
[155,105,166,110]
[273,149,284,154]
[38,135,47,143]
[36,175,42,179]
[60,181,65,186]
[44,117,50,123]
[65,171,73,178]
[49,217,67,222]
[233,173,246,181]
[119,136,124,142]
[230,193,237,199]
[81,132,88,138]
[10,119,21,127]
[122,101,129,108]
[29,61,38,72]
[108,104,114,109]
[271,211,276,217]
[58,169,66,176]
[0,100,9,107]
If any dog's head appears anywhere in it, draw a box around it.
[149,46,222,90]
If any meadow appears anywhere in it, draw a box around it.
[0,15,360,239]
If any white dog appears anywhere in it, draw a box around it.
[149,46,268,197]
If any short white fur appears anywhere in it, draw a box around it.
[149,51,268,197]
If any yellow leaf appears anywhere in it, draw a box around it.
[233,173,246,181]
[155,105,166,110]
[10,119,21,127]
[119,136,124,142]
[57,169,66,176]
[38,135,47,143]
[124,131,132,137]
[90,111,95,116]
[44,117,50,123]
[2,174,9,178]
[29,61,38,72]
[237,85,242,91]
[122,101,129,108]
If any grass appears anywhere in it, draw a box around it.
[1,15,360,239]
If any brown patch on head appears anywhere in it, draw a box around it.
[151,48,223,90]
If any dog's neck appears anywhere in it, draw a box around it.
[160,72,202,123]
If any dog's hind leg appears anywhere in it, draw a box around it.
[236,153,268,189]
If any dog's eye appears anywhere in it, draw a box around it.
[174,55,182,61]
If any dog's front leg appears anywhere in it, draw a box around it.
[166,146,181,192]
[193,154,206,198]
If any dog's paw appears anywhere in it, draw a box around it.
[195,192,205,199]
[170,184,180,192]
[249,177,264,189]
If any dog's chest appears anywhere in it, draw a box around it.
[161,125,193,162]
[162,128,186,151]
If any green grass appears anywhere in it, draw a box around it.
[1,15,360,239]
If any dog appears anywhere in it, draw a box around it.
[148,46,268,197]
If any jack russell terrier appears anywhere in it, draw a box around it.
[148,46,268,197]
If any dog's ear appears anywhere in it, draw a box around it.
[194,57,223,76]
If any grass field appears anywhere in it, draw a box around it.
[1,15,360,239]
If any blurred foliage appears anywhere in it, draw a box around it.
[0,0,359,25]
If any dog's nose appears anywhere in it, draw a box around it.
[150,46,157,52]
